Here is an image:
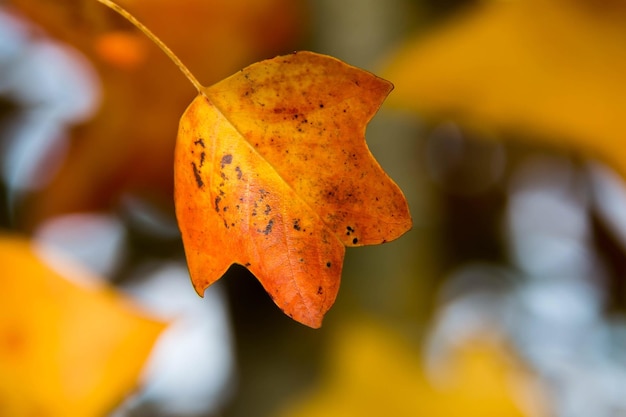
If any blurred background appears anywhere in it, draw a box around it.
[1,0,626,415]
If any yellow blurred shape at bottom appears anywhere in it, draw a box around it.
[0,235,165,416]
[279,319,546,417]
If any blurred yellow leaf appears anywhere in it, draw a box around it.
[383,0,626,175]
[10,0,307,228]
[278,319,542,417]
[0,235,165,416]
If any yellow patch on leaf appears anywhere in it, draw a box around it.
[383,0,626,176]
[175,52,412,328]
[0,235,165,417]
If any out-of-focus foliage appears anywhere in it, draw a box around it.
[380,0,626,416]
[278,318,544,417]
[9,0,307,228]
[384,0,626,177]
[0,234,164,416]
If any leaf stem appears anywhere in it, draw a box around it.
[95,0,205,93]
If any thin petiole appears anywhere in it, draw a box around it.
[95,0,205,94]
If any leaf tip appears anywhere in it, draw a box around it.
[295,313,324,329]
[192,281,207,298]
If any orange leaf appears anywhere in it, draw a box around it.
[0,235,165,416]
[94,31,150,70]
[174,52,412,328]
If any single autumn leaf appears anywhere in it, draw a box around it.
[382,0,626,178]
[0,234,165,416]
[174,51,412,328]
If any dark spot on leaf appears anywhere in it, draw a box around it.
[319,103,324,108]
[194,138,205,148]
[353,238,358,244]
[221,154,233,167]
[191,162,203,188]
[346,226,354,236]
[273,107,299,114]
[244,262,251,267]
[214,196,221,212]
[326,262,331,268]
[317,286,323,294]
[235,166,243,180]
[264,204,271,215]
[293,219,301,231]
[199,151,205,167]
[223,206,229,212]
[261,219,274,235]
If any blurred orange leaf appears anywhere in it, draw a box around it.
[11,0,306,227]
[383,0,626,175]
[94,30,149,70]
[175,52,412,328]
[278,319,545,417]
[0,235,165,416]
